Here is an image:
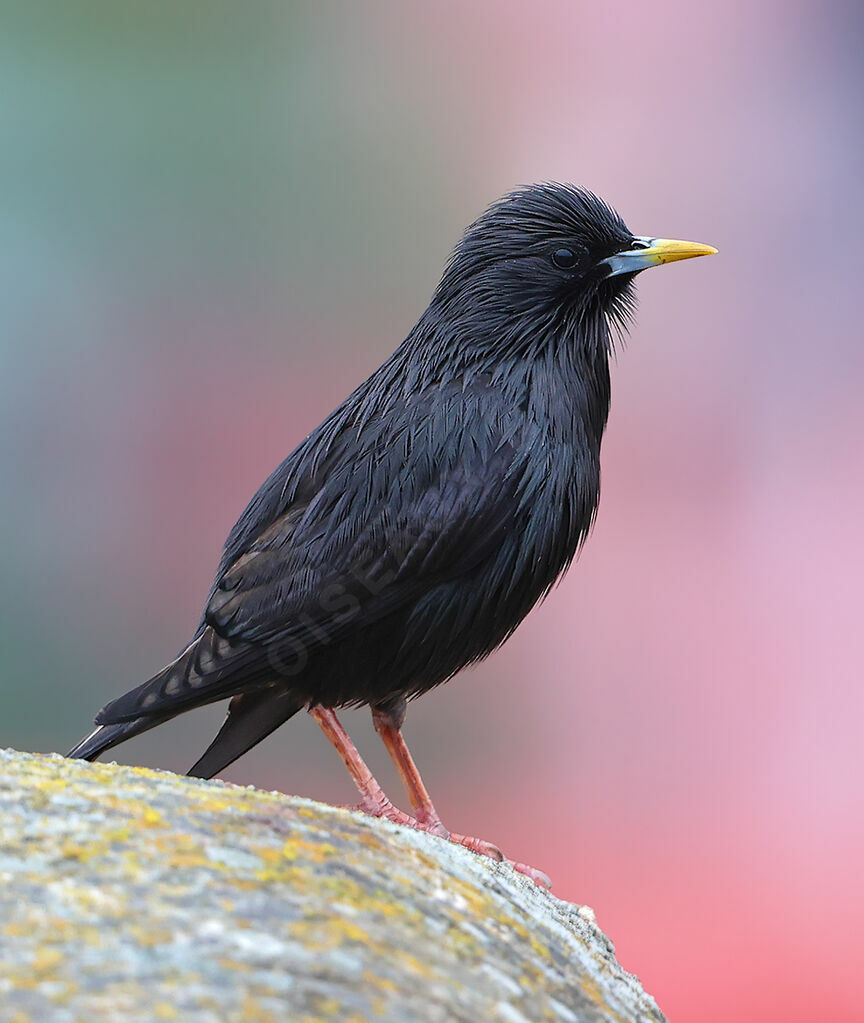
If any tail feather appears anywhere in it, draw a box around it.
[66,713,174,762]
[96,628,259,726]
[187,687,304,780]
[68,629,300,772]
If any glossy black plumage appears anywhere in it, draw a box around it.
[68,185,669,776]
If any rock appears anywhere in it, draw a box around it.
[0,749,665,1023]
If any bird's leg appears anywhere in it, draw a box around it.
[371,704,500,856]
[312,703,551,889]
[370,703,551,888]
[308,706,414,826]
[370,703,449,839]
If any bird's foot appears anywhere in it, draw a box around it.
[506,860,553,889]
[344,793,411,826]
[449,831,552,889]
[448,831,505,861]
[350,799,551,888]
[348,795,449,838]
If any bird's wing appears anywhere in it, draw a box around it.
[97,387,526,725]
[202,374,526,648]
[203,438,518,650]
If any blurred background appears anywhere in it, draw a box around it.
[2,1,862,1019]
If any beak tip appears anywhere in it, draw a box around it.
[602,237,718,278]
[652,238,718,265]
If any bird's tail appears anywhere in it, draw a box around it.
[66,713,174,761]
[94,627,265,727]
[187,687,304,779]
[67,627,262,763]
[67,629,302,772]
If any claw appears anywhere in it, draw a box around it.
[449,831,505,861]
[348,802,551,887]
[509,861,552,889]
[451,833,552,887]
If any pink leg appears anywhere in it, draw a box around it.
[308,706,409,825]
[371,706,552,889]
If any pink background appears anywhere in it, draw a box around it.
[3,3,862,1019]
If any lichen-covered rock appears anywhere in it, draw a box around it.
[0,749,664,1023]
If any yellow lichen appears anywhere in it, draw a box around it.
[153,1003,179,1020]
[0,751,659,1022]
[30,947,63,976]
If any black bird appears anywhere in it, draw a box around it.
[68,184,715,885]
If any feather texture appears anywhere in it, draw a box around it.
[69,184,641,771]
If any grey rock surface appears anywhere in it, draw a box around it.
[0,749,665,1023]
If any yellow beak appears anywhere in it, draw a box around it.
[602,236,717,278]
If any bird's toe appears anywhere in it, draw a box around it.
[508,861,553,889]
[448,831,505,862]
[449,832,552,888]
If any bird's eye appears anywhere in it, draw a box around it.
[552,248,577,269]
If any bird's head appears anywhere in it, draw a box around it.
[430,183,716,357]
